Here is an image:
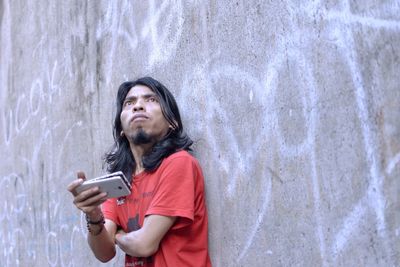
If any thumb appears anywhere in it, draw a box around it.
[77,171,86,181]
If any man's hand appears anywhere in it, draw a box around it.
[67,171,107,219]
[115,215,176,257]
[115,228,127,243]
[67,171,117,262]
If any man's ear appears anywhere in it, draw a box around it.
[169,120,178,130]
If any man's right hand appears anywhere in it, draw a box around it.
[67,171,108,220]
[68,172,117,262]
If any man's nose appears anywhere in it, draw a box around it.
[132,99,145,112]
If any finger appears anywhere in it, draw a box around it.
[74,186,102,202]
[79,204,104,214]
[67,179,84,196]
[76,191,107,209]
[77,171,86,180]
[91,197,108,207]
[80,203,105,215]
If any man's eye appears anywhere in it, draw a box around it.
[148,97,157,102]
[124,101,132,106]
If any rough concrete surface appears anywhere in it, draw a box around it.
[0,1,399,266]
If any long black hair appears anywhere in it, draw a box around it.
[103,77,193,181]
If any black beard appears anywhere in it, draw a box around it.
[130,129,153,145]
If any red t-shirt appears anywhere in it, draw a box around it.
[102,150,212,267]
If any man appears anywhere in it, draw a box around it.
[68,77,212,266]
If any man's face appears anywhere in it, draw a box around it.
[120,85,170,145]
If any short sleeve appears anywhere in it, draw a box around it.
[146,155,197,229]
[101,198,119,225]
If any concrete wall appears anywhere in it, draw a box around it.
[0,0,399,266]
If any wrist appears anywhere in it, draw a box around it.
[86,208,103,222]
[86,212,105,236]
[87,223,104,236]
[86,212,105,224]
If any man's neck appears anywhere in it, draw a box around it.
[130,142,154,175]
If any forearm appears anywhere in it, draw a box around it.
[115,230,156,258]
[115,215,176,258]
[87,225,116,262]
[86,210,117,262]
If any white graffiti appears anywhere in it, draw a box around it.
[96,0,184,84]
[177,1,399,266]
[325,1,396,265]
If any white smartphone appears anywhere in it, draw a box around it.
[76,171,131,199]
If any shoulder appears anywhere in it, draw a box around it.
[161,150,201,169]
[165,150,196,162]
